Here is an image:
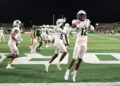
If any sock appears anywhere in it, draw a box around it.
[7,64,11,67]
[73,70,77,74]
[67,69,70,73]
[58,61,60,65]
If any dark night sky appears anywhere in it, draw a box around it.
[0,0,120,27]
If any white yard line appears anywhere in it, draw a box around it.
[1,82,120,86]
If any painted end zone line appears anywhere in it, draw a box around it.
[1,82,120,86]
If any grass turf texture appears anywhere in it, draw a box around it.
[0,33,120,83]
[96,55,118,61]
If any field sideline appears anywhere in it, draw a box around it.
[0,33,120,83]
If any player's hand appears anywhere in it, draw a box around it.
[65,43,69,46]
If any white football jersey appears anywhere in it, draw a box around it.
[64,26,71,34]
[72,19,91,37]
[70,19,93,43]
[54,25,66,41]
[0,30,3,34]
[10,27,21,42]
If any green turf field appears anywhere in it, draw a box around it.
[0,33,120,83]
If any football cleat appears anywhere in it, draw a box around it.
[56,62,61,71]
[6,65,15,70]
[64,70,70,80]
[31,50,36,53]
[44,63,49,72]
[71,71,77,82]
[0,55,7,64]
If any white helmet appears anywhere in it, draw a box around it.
[46,25,49,28]
[50,25,54,28]
[42,25,46,27]
[13,20,21,27]
[56,18,66,27]
[65,23,70,27]
[77,10,87,21]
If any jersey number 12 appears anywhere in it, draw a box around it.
[81,28,87,35]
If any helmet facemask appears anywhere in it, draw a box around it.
[77,10,87,21]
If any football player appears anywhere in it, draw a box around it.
[30,28,43,53]
[64,10,94,82]
[0,20,22,69]
[0,27,5,42]
[31,25,36,45]
[45,18,69,72]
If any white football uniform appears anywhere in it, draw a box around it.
[0,30,3,36]
[48,28,54,42]
[0,30,5,41]
[8,27,21,55]
[41,27,47,41]
[54,25,67,54]
[71,19,94,59]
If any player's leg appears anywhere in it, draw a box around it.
[30,39,37,53]
[33,41,39,52]
[57,42,67,70]
[36,37,42,51]
[38,41,42,48]
[71,45,87,82]
[71,58,82,82]
[0,54,7,63]
[6,54,19,69]
[45,47,59,72]
[59,44,67,62]
[6,43,19,69]
[74,45,86,70]
[2,34,5,41]
[0,40,13,63]
[64,43,80,80]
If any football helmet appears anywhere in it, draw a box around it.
[13,20,21,27]
[65,23,70,27]
[56,18,66,27]
[77,10,87,21]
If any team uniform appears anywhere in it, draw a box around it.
[41,27,47,41]
[54,25,67,54]
[31,29,35,44]
[8,27,21,55]
[0,20,22,69]
[45,18,69,72]
[72,19,91,59]
[47,27,55,46]
[30,29,42,53]
[0,29,5,41]
[64,10,94,82]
